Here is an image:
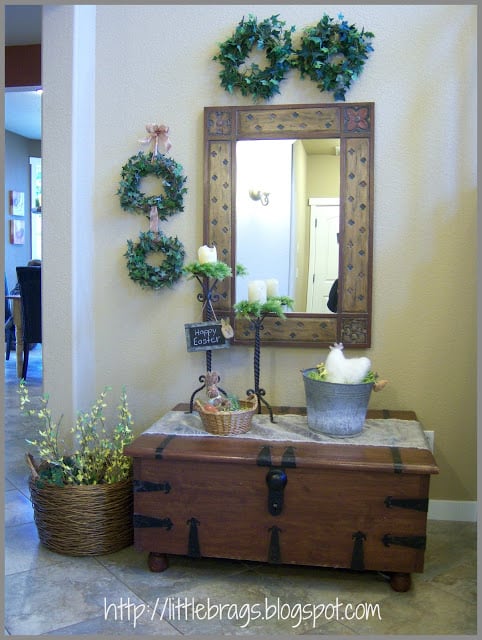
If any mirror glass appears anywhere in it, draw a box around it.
[236,138,340,313]
[204,103,374,348]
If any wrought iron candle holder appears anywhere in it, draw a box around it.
[245,312,275,423]
[195,273,220,372]
[184,262,233,412]
[233,296,294,424]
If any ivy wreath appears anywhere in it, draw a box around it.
[295,14,374,102]
[124,231,186,290]
[213,14,295,102]
[117,151,187,220]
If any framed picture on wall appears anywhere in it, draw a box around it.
[9,190,25,216]
[9,219,25,245]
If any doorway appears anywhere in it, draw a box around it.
[306,198,340,313]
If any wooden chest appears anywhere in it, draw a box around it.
[124,407,438,591]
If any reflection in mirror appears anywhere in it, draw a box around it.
[204,103,374,348]
[236,139,340,313]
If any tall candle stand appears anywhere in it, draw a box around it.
[233,296,294,424]
[245,312,275,423]
[186,265,232,412]
[188,275,216,411]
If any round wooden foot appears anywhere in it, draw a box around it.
[147,552,169,572]
[390,572,411,592]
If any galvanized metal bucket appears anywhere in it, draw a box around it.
[302,369,373,437]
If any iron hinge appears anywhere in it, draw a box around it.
[384,496,428,512]
[383,534,426,550]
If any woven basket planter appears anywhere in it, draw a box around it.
[29,476,133,556]
[195,395,258,436]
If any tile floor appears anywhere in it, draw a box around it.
[3,347,478,635]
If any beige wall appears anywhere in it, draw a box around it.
[306,155,340,199]
[42,5,477,502]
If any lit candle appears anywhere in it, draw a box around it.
[198,245,217,264]
[248,280,267,304]
[265,278,279,297]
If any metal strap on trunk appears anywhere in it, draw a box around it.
[133,514,173,530]
[384,496,428,512]
[155,434,176,459]
[257,445,272,466]
[134,480,171,493]
[390,446,404,473]
[383,534,426,549]
[187,517,201,557]
[281,446,297,468]
[268,526,282,563]
[351,531,367,570]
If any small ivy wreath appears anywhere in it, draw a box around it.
[124,231,185,290]
[295,14,374,102]
[213,14,295,102]
[117,151,187,220]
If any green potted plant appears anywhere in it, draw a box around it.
[301,343,387,437]
[19,381,135,556]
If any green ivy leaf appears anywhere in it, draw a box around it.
[294,13,374,101]
[214,14,295,103]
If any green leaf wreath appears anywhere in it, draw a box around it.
[118,149,187,290]
[213,14,296,102]
[117,151,187,220]
[124,231,185,290]
[295,13,374,101]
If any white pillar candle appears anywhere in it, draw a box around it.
[265,278,279,297]
[248,280,267,304]
[198,245,217,264]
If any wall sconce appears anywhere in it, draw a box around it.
[249,189,270,206]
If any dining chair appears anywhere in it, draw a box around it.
[4,274,16,360]
[16,266,42,379]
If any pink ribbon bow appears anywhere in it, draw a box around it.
[139,123,172,157]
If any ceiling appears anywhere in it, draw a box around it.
[4,5,42,140]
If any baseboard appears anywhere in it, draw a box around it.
[428,500,477,522]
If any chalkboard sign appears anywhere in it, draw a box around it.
[185,322,230,352]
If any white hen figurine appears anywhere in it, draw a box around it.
[324,343,371,384]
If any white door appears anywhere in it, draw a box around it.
[306,199,339,313]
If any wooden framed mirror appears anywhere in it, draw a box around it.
[203,102,374,348]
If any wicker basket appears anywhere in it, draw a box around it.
[195,394,258,436]
[28,475,133,556]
